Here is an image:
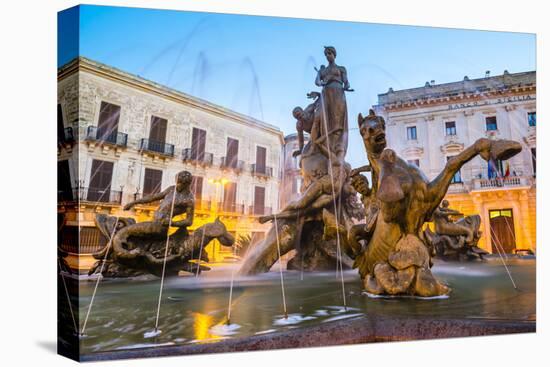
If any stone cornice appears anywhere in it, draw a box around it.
[58,57,285,144]
[376,87,536,113]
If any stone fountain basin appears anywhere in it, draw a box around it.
[76,258,535,361]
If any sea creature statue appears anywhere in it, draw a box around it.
[238,46,362,275]
[424,200,487,261]
[89,170,235,277]
[350,109,522,297]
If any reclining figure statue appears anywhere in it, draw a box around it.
[89,170,235,278]
[424,200,487,261]
[349,109,521,297]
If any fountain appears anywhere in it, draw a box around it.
[59,46,534,362]
[239,46,523,299]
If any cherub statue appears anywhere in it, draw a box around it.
[292,91,321,158]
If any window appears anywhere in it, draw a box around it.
[97,102,121,142]
[407,159,420,168]
[445,121,456,136]
[57,104,65,143]
[87,159,114,202]
[143,168,162,196]
[223,182,237,212]
[531,148,536,177]
[406,126,417,140]
[253,186,266,215]
[447,156,462,183]
[528,112,536,127]
[191,127,206,160]
[149,116,168,143]
[225,138,239,168]
[256,146,267,174]
[191,176,203,200]
[486,116,498,131]
[58,160,73,202]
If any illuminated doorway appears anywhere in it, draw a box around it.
[489,209,516,254]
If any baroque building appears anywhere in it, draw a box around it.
[374,70,536,254]
[58,57,284,272]
[280,133,308,208]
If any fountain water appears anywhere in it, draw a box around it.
[146,185,178,338]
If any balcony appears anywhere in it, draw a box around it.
[447,182,467,194]
[74,187,123,204]
[471,176,532,191]
[85,126,128,147]
[217,202,245,214]
[251,164,273,178]
[220,157,245,173]
[140,138,175,157]
[248,205,272,216]
[182,148,214,166]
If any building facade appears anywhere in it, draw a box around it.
[374,70,536,254]
[280,133,308,208]
[58,57,284,271]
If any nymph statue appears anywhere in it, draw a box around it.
[315,46,352,163]
[424,200,487,261]
[89,170,235,277]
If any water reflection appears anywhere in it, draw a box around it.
[78,259,535,355]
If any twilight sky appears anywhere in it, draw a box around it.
[58,5,536,168]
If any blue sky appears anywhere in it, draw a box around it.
[59,5,536,168]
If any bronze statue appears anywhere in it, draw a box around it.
[315,46,352,163]
[89,170,235,277]
[292,92,321,158]
[424,200,487,261]
[238,47,361,275]
[350,110,522,297]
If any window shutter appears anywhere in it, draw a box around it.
[97,102,121,141]
[256,146,266,173]
[254,186,265,214]
[143,168,163,195]
[191,128,206,160]
[226,138,239,167]
[88,160,114,202]
[223,182,237,211]
[191,176,203,200]
[149,116,167,143]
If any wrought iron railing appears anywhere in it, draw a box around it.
[140,138,175,157]
[74,187,123,204]
[248,205,272,216]
[220,157,244,172]
[251,164,273,177]
[182,148,214,165]
[85,126,128,147]
[218,201,245,214]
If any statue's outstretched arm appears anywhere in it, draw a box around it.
[124,187,170,210]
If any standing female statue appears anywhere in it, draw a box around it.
[315,46,352,163]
